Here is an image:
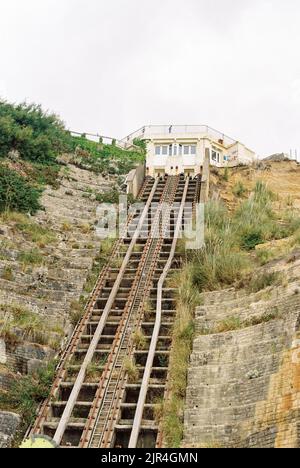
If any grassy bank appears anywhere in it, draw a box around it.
[69,135,145,176]
[160,180,300,447]
[160,266,202,447]
[0,360,56,444]
[0,100,145,215]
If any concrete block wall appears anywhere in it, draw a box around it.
[126,164,145,198]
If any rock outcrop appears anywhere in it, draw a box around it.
[0,411,21,448]
[184,253,300,448]
[0,164,113,385]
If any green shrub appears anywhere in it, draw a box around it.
[234,181,285,249]
[0,166,41,214]
[96,188,120,204]
[25,163,61,189]
[70,135,145,176]
[0,100,71,163]
[69,301,84,327]
[133,138,147,153]
[233,181,246,198]
[0,360,56,427]
[240,229,264,250]
[292,230,300,246]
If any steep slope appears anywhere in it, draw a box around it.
[0,162,114,444]
[211,160,300,211]
[183,160,300,448]
[184,254,300,448]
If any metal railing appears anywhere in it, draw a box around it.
[70,131,140,151]
[122,125,237,147]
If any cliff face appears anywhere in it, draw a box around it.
[184,161,300,449]
[184,255,300,448]
[0,163,112,389]
[210,160,300,212]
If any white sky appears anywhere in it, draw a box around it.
[0,0,299,156]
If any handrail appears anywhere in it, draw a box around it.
[122,125,238,146]
[128,176,190,448]
[70,130,141,151]
[53,178,160,445]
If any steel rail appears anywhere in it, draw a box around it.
[98,177,180,448]
[155,174,202,448]
[52,178,160,445]
[81,176,179,448]
[28,177,153,437]
[128,176,190,448]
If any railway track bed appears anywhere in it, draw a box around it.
[28,174,201,448]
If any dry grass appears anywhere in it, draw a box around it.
[211,160,300,212]
[79,223,92,234]
[160,264,201,448]
[15,220,56,246]
[246,271,283,293]
[18,248,44,267]
[0,211,28,224]
[215,316,242,333]
[61,221,72,232]
[1,266,14,281]
[132,329,147,350]
[69,301,84,327]
[201,307,283,336]
[123,358,139,383]
[0,303,64,348]
[143,300,153,320]
[85,362,103,382]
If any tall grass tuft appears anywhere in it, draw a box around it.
[160,265,201,447]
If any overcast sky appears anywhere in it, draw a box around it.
[0,0,299,156]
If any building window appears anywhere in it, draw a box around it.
[212,150,220,163]
[156,143,197,157]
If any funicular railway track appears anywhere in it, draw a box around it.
[29,173,201,448]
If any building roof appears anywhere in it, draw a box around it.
[122,125,238,147]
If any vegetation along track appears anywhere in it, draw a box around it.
[28,173,201,448]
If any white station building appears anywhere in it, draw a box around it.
[123,125,256,177]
